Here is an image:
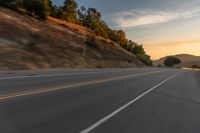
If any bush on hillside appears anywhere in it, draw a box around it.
[192,65,199,69]
[164,56,181,67]
[0,0,19,10]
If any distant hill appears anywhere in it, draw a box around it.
[154,54,200,67]
[0,7,143,70]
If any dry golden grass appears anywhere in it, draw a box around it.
[0,7,143,70]
[48,17,94,36]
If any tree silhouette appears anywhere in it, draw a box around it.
[62,0,78,23]
[164,56,181,67]
[22,0,50,20]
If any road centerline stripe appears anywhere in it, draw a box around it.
[0,71,114,80]
[80,71,183,133]
[0,69,146,80]
[0,70,171,101]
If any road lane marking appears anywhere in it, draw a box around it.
[0,69,147,80]
[0,71,106,80]
[0,70,171,100]
[182,67,200,71]
[80,71,183,133]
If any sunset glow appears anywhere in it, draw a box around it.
[53,0,200,59]
[144,41,200,60]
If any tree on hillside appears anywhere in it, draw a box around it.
[116,30,128,46]
[164,56,181,67]
[192,65,199,68]
[79,8,101,28]
[131,43,145,55]
[0,0,20,9]
[48,0,58,17]
[130,42,152,66]
[137,54,152,66]
[77,6,153,66]
[78,6,86,25]
[78,7,110,38]
[22,0,50,20]
[62,0,78,23]
[0,0,15,4]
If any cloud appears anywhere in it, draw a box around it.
[112,9,200,28]
[146,39,200,47]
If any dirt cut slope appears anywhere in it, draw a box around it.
[0,7,143,70]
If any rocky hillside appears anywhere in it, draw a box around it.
[154,54,200,67]
[0,7,144,70]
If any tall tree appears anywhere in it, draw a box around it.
[48,0,58,17]
[22,0,50,20]
[78,6,86,25]
[62,0,78,23]
[79,8,101,28]
[115,30,128,46]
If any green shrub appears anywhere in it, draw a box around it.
[0,0,19,10]
[22,0,50,20]
[157,64,163,67]
[164,56,181,67]
[192,65,199,68]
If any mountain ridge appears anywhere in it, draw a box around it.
[154,54,200,67]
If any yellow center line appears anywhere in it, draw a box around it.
[0,70,172,100]
[182,67,200,71]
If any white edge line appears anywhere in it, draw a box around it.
[80,71,183,133]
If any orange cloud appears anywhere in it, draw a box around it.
[146,39,200,47]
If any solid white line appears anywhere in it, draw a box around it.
[80,71,182,133]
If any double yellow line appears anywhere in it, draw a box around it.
[0,70,169,101]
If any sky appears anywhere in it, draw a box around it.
[53,0,200,59]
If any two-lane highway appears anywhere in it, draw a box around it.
[0,68,200,133]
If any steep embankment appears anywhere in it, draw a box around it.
[154,54,200,67]
[0,7,143,70]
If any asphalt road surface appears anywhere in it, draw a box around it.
[0,68,200,133]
